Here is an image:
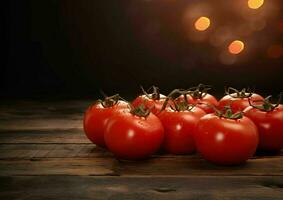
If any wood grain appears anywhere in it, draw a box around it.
[1,100,283,200]
[0,144,282,159]
[0,176,282,200]
[0,156,283,176]
[0,144,109,158]
[0,100,86,131]
[0,129,89,144]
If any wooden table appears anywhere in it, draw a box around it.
[0,100,282,200]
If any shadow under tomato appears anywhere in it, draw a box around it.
[255,150,283,157]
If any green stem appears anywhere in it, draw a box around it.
[130,100,151,117]
[248,93,282,112]
[187,84,212,99]
[140,85,161,100]
[160,89,195,112]
[225,87,253,98]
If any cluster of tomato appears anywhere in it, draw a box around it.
[83,84,283,165]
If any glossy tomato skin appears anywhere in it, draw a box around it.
[189,94,218,113]
[244,105,283,151]
[104,110,164,160]
[177,94,218,113]
[158,107,206,154]
[218,93,263,113]
[132,94,167,115]
[195,114,259,165]
[83,101,128,147]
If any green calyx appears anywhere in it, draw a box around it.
[141,85,161,100]
[97,94,122,108]
[130,100,152,118]
[215,103,243,120]
[249,93,282,112]
[225,87,253,98]
[160,89,195,112]
[170,98,195,112]
[216,108,243,120]
[187,84,212,99]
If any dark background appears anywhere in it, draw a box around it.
[2,0,283,100]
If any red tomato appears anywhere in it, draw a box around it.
[132,86,168,115]
[132,94,167,115]
[218,88,263,113]
[244,104,283,152]
[158,106,206,154]
[104,109,164,160]
[83,100,128,147]
[188,94,218,113]
[195,113,258,165]
[178,84,218,113]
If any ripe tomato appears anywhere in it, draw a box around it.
[83,95,128,147]
[104,106,164,160]
[195,110,258,165]
[244,96,283,152]
[158,104,206,154]
[132,86,167,115]
[218,87,263,113]
[182,84,218,113]
[188,94,218,113]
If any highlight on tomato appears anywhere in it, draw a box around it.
[194,104,259,165]
[83,94,128,147]
[218,87,264,113]
[104,103,164,160]
[158,89,206,154]
[244,93,283,152]
[132,86,167,115]
[183,84,218,113]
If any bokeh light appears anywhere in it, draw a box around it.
[248,0,264,10]
[228,40,245,54]
[194,17,210,31]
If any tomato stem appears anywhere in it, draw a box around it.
[248,92,282,112]
[225,87,254,98]
[140,85,161,100]
[160,89,196,112]
[96,93,125,108]
[129,100,152,118]
[203,100,243,119]
[216,102,244,119]
[187,84,212,99]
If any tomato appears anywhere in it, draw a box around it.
[158,105,206,154]
[244,96,283,152]
[104,107,164,160]
[132,95,166,115]
[83,96,128,147]
[132,86,167,115]
[179,84,218,113]
[218,87,263,113]
[195,110,258,165]
[188,94,218,113]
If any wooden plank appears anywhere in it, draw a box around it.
[0,158,115,176]
[0,129,89,144]
[0,156,283,176]
[0,118,83,131]
[0,176,282,200]
[115,156,283,176]
[0,100,87,132]
[1,145,127,159]
[0,144,282,159]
